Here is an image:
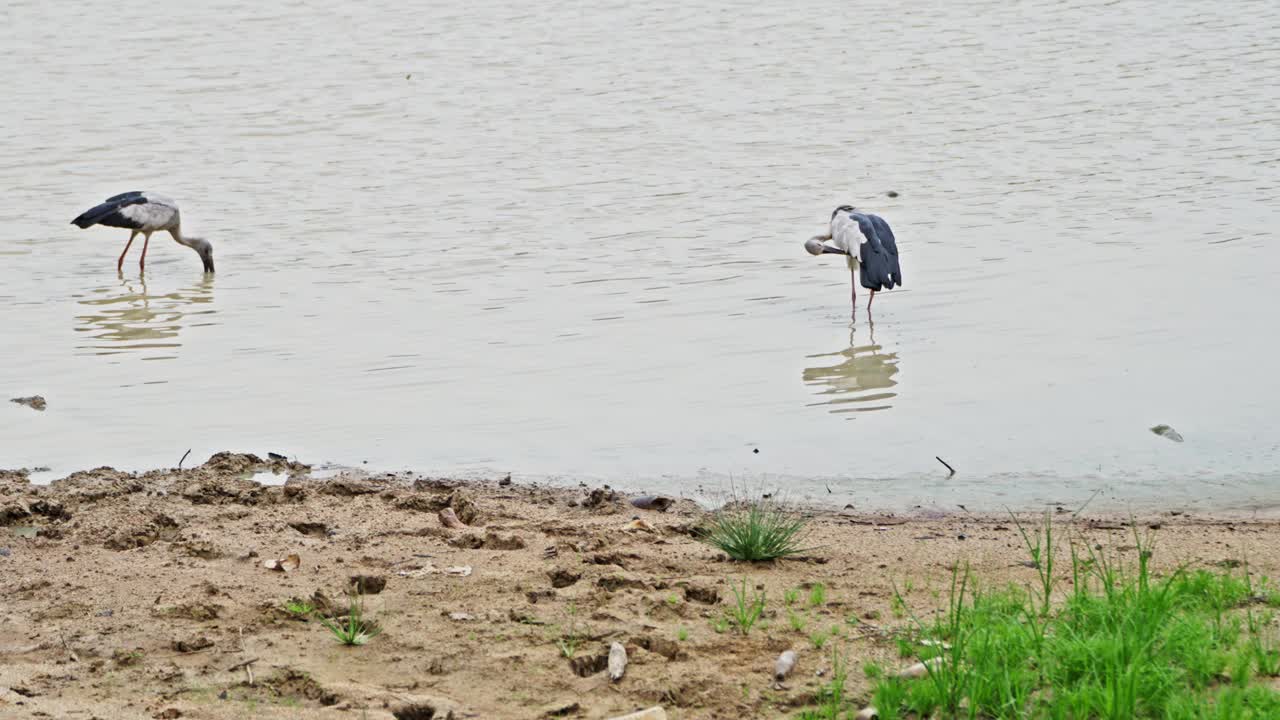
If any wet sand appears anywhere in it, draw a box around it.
[3,454,1280,719]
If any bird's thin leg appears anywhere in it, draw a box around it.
[117,231,138,273]
[868,289,877,310]
[139,232,152,272]
[850,272,858,316]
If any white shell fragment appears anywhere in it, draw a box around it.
[774,650,797,681]
[897,657,943,679]
[262,553,300,572]
[606,707,668,720]
[608,641,628,682]
[396,563,472,578]
[438,507,467,529]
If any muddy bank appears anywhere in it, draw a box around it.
[3,454,1280,719]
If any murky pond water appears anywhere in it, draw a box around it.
[2,0,1278,512]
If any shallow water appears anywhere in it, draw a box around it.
[2,0,1278,512]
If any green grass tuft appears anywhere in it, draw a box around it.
[318,594,381,646]
[282,599,314,619]
[788,609,808,632]
[698,497,812,561]
[554,603,583,658]
[726,578,767,636]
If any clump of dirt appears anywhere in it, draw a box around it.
[1,503,31,525]
[288,521,330,538]
[580,486,624,512]
[27,499,69,520]
[448,531,525,550]
[201,451,309,475]
[349,575,387,594]
[171,635,213,653]
[177,475,265,505]
[50,467,145,502]
[223,668,338,707]
[683,583,720,605]
[548,568,581,588]
[154,602,222,621]
[569,652,610,677]
[0,468,30,493]
[173,538,224,560]
[263,668,338,705]
[449,490,482,525]
[598,573,650,592]
[104,514,181,550]
[392,704,440,720]
[395,492,450,513]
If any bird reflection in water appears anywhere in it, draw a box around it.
[74,275,216,357]
[802,318,900,415]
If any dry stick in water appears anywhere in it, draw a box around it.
[935,456,956,476]
[178,449,192,470]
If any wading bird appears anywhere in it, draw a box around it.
[71,192,215,273]
[804,205,901,312]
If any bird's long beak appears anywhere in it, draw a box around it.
[821,246,849,255]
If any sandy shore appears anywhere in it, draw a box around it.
[3,453,1279,719]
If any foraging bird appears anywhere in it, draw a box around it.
[71,192,214,273]
[805,205,901,311]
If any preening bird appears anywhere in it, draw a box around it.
[805,205,901,310]
[71,192,214,273]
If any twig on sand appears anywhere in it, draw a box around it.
[178,449,192,470]
[228,657,258,686]
[936,456,956,476]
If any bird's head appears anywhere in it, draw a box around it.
[804,236,829,256]
[187,237,215,273]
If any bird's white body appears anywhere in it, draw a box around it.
[114,193,180,231]
[827,210,865,274]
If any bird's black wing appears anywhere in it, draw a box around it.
[105,190,146,203]
[869,214,902,288]
[856,213,902,291]
[70,193,149,229]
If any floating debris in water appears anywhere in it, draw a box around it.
[10,396,46,411]
[1150,424,1184,443]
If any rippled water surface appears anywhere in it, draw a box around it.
[2,0,1278,511]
